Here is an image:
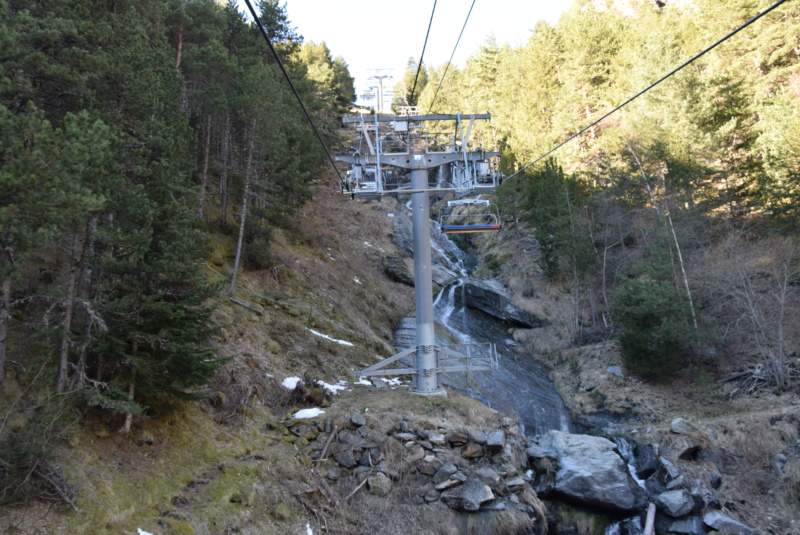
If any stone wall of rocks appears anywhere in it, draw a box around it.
[277,411,761,535]
[278,411,547,535]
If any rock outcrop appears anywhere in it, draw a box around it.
[461,279,546,327]
[528,430,648,513]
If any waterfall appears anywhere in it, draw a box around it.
[394,206,574,436]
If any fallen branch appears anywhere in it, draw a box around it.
[717,370,751,384]
[313,427,338,462]
[344,468,375,502]
[644,502,656,535]
[228,297,263,315]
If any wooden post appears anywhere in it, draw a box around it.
[644,502,656,535]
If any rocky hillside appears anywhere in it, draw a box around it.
[1,171,799,535]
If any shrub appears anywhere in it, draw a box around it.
[612,276,696,379]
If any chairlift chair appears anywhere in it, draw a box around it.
[438,198,502,234]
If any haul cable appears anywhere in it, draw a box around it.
[241,0,345,187]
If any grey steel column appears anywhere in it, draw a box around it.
[409,163,441,395]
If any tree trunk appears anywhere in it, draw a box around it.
[0,277,11,384]
[56,216,97,393]
[175,27,184,70]
[198,115,212,220]
[219,116,231,225]
[226,134,256,296]
[121,378,135,434]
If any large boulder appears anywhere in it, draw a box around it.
[703,511,759,535]
[462,279,546,327]
[655,489,695,517]
[530,430,648,513]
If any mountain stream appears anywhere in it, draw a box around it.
[392,207,573,436]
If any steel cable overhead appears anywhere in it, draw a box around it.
[427,0,477,114]
[241,0,345,186]
[409,0,438,105]
[503,0,792,183]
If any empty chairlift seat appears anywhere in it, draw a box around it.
[438,199,502,234]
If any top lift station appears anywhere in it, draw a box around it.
[336,110,504,396]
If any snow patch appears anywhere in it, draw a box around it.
[138,530,154,535]
[317,380,349,394]
[293,408,325,419]
[381,377,403,386]
[282,376,302,390]
[307,329,354,347]
[306,523,314,535]
[363,241,373,247]
[354,377,372,386]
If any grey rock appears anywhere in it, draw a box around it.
[431,264,460,287]
[395,432,417,441]
[537,430,648,512]
[667,435,704,461]
[396,421,410,433]
[441,478,495,512]
[703,511,759,535]
[462,279,546,327]
[424,489,440,503]
[655,515,705,535]
[633,442,659,479]
[655,489,695,517]
[433,462,459,484]
[350,413,366,428]
[527,444,557,460]
[447,432,469,447]
[607,365,624,378]
[670,516,705,535]
[417,461,440,476]
[367,472,392,497]
[405,445,425,463]
[707,470,722,490]
[435,478,463,491]
[666,475,686,490]
[659,458,681,480]
[369,377,384,388]
[462,443,485,459]
[480,499,507,511]
[671,418,696,434]
[334,452,356,469]
[475,467,503,493]
[337,430,361,445]
[506,477,526,491]
[428,432,446,446]
[486,430,505,453]
[383,253,414,286]
[469,430,488,444]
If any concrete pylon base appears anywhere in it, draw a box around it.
[410,388,448,397]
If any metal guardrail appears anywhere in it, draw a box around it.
[355,342,497,378]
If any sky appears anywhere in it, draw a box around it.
[240,1,575,108]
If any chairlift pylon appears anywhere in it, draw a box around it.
[438,198,502,234]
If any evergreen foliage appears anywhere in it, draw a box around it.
[0,0,350,413]
[424,0,800,380]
